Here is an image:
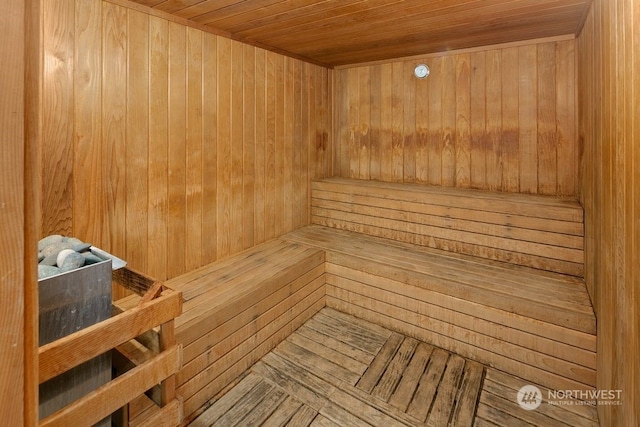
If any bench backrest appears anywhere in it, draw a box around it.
[311,178,584,277]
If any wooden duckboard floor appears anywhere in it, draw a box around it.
[189,308,598,427]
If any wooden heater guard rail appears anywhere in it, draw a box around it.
[38,267,183,427]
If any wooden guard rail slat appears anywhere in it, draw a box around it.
[38,267,183,427]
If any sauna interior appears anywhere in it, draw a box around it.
[2,0,639,426]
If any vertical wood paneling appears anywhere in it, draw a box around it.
[469,51,486,188]
[536,43,558,195]
[274,53,285,236]
[254,48,266,244]
[102,2,127,295]
[186,26,203,270]
[147,15,169,281]
[334,39,578,196]
[126,9,149,275]
[402,61,416,182]
[427,57,442,186]
[230,40,244,254]
[518,44,538,194]
[167,22,187,277]
[243,44,256,249]
[391,61,405,182]
[41,0,331,283]
[1,0,27,422]
[578,0,640,425]
[264,51,277,241]
[74,0,103,246]
[501,47,519,193]
[485,50,503,191]
[455,53,471,188]
[42,0,74,236]
[440,55,456,187]
[202,32,217,263]
[217,36,232,257]
[283,57,294,233]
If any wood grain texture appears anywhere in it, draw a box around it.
[311,178,585,276]
[41,0,332,283]
[127,0,590,66]
[578,0,640,424]
[283,226,596,394]
[334,39,579,196]
[0,0,27,423]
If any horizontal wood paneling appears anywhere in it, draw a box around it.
[311,178,585,276]
[334,39,578,196]
[283,226,597,394]
[40,0,332,295]
[578,0,640,425]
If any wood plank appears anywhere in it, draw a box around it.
[147,15,169,281]
[450,360,485,427]
[407,348,449,421]
[327,295,595,393]
[484,369,598,423]
[40,345,181,427]
[185,26,203,271]
[536,42,557,195]
[274,339,362,386]
[189,374,263,426]
[1,0,27,422]
[177,275,325,387]
[180,264,324,365]
[287,331,368,376]
[311,189,583,236]
[357,333,404,393]
[74,0,104,248]
[42,0,74,237]
[388,343,434,412]
[211,379,275,427]
[326,272,596,369]
[500,46,520,193]
[255,353,333,410]
[230,39,244,255]
[287,406,319,427]
[236,387,288,426]
[304,314,388,356]
[426,354,466,425]
[39,290,181,383]
[312,178,583,222]
[182,297,326,417]
[262,395,304,427]
[371,337,418,402]
[326,254,594,333]
[102,0,128,288]
[295,325,375,366]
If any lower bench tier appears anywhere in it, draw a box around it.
[284,226,596,394]
[161,226,595,423]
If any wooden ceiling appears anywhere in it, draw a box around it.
[130,0,592,67]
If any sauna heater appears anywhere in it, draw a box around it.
[38,259,112,426]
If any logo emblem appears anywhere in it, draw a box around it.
[517,385,542,410]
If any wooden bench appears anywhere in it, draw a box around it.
[163,239,326,423]
[311,178,585,277]
[283,225,596,394]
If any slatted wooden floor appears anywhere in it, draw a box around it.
[189,308,599,427]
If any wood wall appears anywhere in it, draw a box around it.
[334,38,578,196]
[578,0,640,424]
[40,0,332,289]
[0,0,28,423]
